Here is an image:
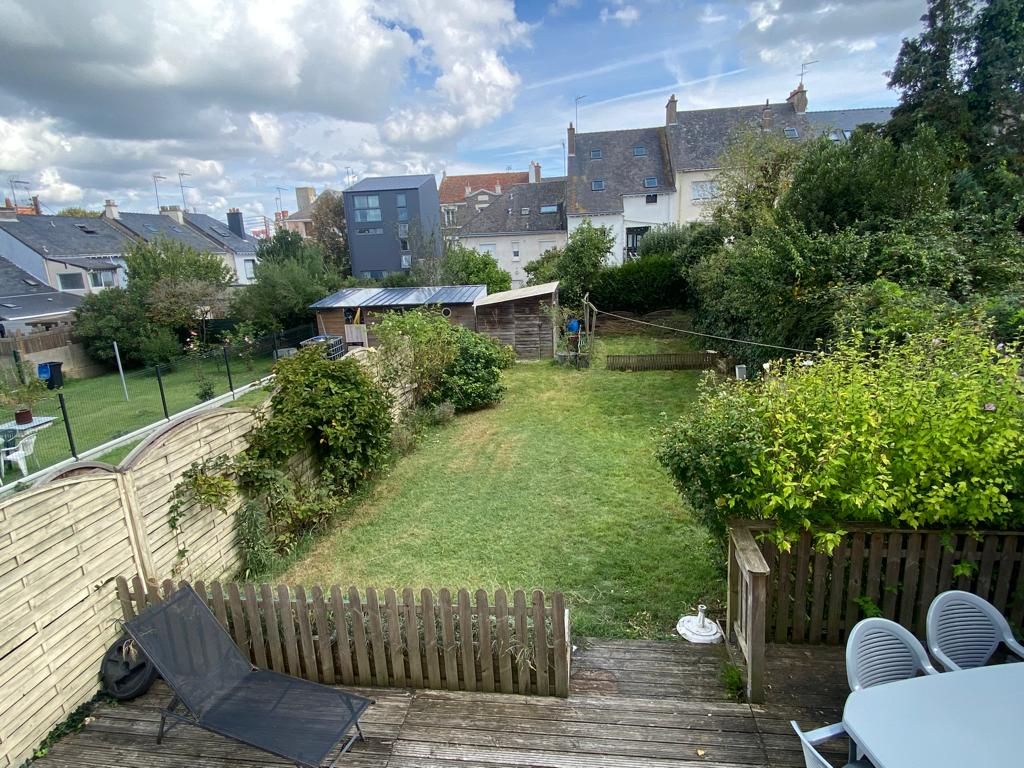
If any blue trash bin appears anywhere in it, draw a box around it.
[37,362,51,383]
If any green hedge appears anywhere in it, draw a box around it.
[657,322,1024,547]
[589,254,687,313]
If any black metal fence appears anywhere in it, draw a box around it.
[0,324,315,485]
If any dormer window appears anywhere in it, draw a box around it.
[521,207,530,215]
[591,180,605,191]
[590,148,602,159]
[633,146,647,157]
[643,177,658,188]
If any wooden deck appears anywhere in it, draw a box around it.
[34,640,849,768]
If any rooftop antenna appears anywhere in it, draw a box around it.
[8,177,29,208]
[562,140,567,175]
[574,95,587,131]
[275,186,289,215]
[798,60,819,86]
[152,173,167,213]
[177,170,193,209]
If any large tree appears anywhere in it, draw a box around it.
[256,229,312,263]
[56,206,100,217]
[310,191,349,274]
[231,247,344,332]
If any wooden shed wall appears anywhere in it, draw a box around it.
[317,304,477,348]
[476,295,556,360]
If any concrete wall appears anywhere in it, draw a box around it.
[19,342,107,379]
[459,231,566,288]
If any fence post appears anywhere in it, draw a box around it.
[222,345,234,398]
[155,365,170,420]
[747,569,767,703]
[57,392,78,459]
[272,332,279,361]
[12,349,23,382]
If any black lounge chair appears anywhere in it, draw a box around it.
[124,585,371,768]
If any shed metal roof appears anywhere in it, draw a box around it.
[475,281,559,307]
[311,284,487,309]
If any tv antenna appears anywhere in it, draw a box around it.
[8,177,30,208]
[275,186,289,215]
[574,95,587,130]
[799,60,819,86]
[152,173,167,212]
[177,170,193,209]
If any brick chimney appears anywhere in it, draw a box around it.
[666,94,678,126]
[226,208,245,238]
[761,100,774,132]
[102,199,120,219]
[787,83,808,114]
[31,195,41,215]
[160,204,185,224]
[529,161,541,183]
[567,123,576,157]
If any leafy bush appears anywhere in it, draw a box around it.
[636,224,692,260]
[441,244,512,293]
[138,327,182,366]
[525,219,613,305]
[658,322,1024,546]
[374,308,458,407]
[589,254,687,313]
[74,287,164,366]
[428,326,507,411]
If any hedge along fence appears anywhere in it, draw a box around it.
[728,521,1024,702]
[117,576,571,697]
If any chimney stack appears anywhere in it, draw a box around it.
[226,208,245,238]
[0,198,16,221]
[103,199,120,220]
[567,123,576,157]
[295,186,316,211]
[666,94,678,126]
[529,161,541,183]
[495,182,502,194]
[31,195,41,215]
[787,83,808,114]
[160,204,185,224]
[761,100,774,132]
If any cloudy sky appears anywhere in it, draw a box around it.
[0,0,926,233]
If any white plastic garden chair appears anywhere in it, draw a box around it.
[926,590,1024,671]
[1,432,37,478]
[846,617,938,691]
[790,721,871,768]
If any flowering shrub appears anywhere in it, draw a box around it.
[657,321,1024,547]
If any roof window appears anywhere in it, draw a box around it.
[539,204,558,214]
[521,207,530,215]
[633,146,647,157]
[75,224,98,234]
[143,224,159,233]
[643,177,658,188]
[590,148,602,159]
[784,127,799,139]
[591,180,605,191]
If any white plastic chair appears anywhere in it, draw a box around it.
[790,721,871,768]
[2,432,37,477]
[846,617,938,691]
[926,590,1024,671]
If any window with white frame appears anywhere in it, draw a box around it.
[590,148,602,159]
[243,259,257,280]
[591,179,605,191]
[539,240,555,255]
[444,208,456,225]
[478,243,496,256]
[520,207,530,215]
[511,242,520,261]
[401,254,412,269]
[89,271,115,288]
[691,180,719,201]
[58,272,85,290]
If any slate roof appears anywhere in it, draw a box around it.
[346,175,436,193]
[286,206,313,221]
[0,215,130,257]
[439,172,530,204]
[184,213,258,254]
[0,257,81,320]
[460,180,567,236]
[114,212,225,252]
[665,101,811,173]
[44,256,119,270]
[568,127,674,215]
[311,285,487,309]
[806,108,893,139]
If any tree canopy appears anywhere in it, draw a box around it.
[441,244,511,293]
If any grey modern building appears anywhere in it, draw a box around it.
[343,175,441,279]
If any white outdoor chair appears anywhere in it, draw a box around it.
[2,433,37,478]
[846,617,938,691]
[926,590,1024,671]
[790,721,871,768]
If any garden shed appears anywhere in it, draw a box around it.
[311,284,487,346]
[475,281,559,360]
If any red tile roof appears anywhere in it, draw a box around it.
[439,171,529,204]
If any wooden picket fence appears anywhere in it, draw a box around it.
[116,576,570,697]
[606,352,727,371]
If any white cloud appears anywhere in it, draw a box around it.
[548,0,580,14]
[699,5,728,24]
[36,168,82,203]
[600,5,640,26]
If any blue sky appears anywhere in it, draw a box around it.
[0,1,926,230]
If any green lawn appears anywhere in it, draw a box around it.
[4,351,276,477]
[280,341,724,638]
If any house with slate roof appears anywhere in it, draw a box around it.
[439,167,533,238]
[0,212,131,294]
[183,212,260,284]
[0,258,82,333]
[565,82,891,263]
[457,179,567,288]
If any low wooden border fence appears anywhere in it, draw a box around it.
[727,521,1024,703]
[606,352,728,371]
[116,576,571,697]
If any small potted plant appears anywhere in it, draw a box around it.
[0,364,49,424]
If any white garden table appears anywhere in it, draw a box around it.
[843,662,1022,768]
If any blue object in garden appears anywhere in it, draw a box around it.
[566,318,580,334]
[36,363,50,382]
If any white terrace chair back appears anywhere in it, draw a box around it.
[926,590,1024,671]
[846,617,938,691]
[3,432,37,477]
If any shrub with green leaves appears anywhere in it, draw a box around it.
[589,254,687,313]
[658,321,1024,547]
[427,326,508,412]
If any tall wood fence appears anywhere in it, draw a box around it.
[727,521,1024,703]
[0,408,256,768]
[606,352,728,371]
[116,577,571,697]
